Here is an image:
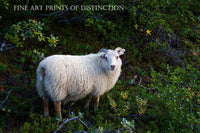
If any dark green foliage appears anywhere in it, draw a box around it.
[0,0,199,132]
[20,113,59,132]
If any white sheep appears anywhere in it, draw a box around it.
[36,47,125,120]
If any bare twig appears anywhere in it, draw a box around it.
[0,46,16,52]
[0,90,11,110]
[26,0,29,5]
[138,76,142,86]
[76,118,89,130]
[0,42,16,52]
[53,116,80,133]
[54,110,89,133]
[68,110,89,129]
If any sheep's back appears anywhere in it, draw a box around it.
[39,55,100,102]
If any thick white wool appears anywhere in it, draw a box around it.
[36,53,122,104]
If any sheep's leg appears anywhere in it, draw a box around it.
[54,101,62,120]
[43,97,49,117]
[85,96,93,109]
[94,96,100,112]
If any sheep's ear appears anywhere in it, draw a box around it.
[98,48,108,53]
[115,47,125,56]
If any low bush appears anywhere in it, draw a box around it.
[0,0,199,132]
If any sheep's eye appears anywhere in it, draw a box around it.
[116,56,119,60]
[104,57,108,60]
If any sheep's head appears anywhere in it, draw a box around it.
[99,47,125,71]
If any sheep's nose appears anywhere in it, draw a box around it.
[110,65,115,70]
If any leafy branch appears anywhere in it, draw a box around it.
[0,90,11,111]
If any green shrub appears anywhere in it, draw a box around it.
[148,64,200,132]
[4,19,59,47]
[20,113,59,132]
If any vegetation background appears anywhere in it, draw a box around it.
[0,0,199,132]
